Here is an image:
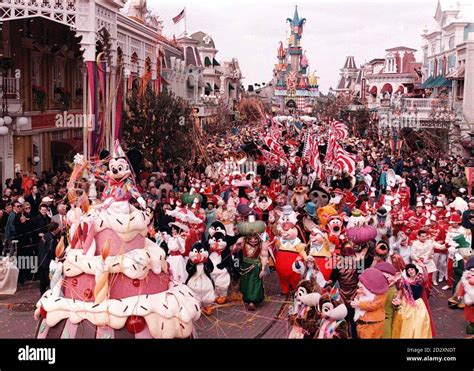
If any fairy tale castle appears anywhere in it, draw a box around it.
[273,6,319,113]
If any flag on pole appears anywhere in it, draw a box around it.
[172,8,185,24]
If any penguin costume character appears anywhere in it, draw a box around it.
[208,220,240,281]
[186,241,215,315]
[208,221,227,238]
[208,232,232,304]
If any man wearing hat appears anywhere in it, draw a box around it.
[351,267,389,339]
[410,229,440,294]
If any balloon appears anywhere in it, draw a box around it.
[0,126,9,136]
[3,116,12,125]
[0,118,4,126]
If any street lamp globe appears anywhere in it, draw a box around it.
[3,116,12,125]
[17,117,28,127]
[0,126,8,136]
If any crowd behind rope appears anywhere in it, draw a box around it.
[4,116,474,339]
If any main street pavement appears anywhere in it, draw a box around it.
[0,272,470,339]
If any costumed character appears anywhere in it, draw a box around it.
[314,283,349,339]
[307,226,332,281]
[456,256,474,334]
[293,255,327,288]
[166,192,204,257]
[374,262,399,338]
[185,241,215,315]
[448,234,473,308]
[391,264,434,338]
[275,211,308,295]
[308,184,330,209]
[325,214,345,255]
[101,144,146,212]
[288,280,322,339]
[254,193,273,223]
[207,232,231,304]
[167,222,189,283]
[291,185,309,209]
[351,267,389,339]
[373,207,392,243]
[232,216,269,311]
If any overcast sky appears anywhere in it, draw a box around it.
[147,0,438,93]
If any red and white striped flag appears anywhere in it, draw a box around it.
[329,120,349,141]
[172,8,185,24]
[334,143,356,175]
[304,134,323,179]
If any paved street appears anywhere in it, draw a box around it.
[0,272,470,339]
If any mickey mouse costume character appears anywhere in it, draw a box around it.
[102,141,146,211]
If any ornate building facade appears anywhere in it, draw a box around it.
[273,6,319,113]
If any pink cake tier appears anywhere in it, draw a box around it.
[35,202,201,338]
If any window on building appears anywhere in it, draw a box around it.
[52,57,65,98]
[431,43,436,55]
[74,62,83,101]
[31,53,41,87]
[448,36,455,49]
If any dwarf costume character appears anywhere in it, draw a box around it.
[374,262,398,338]
[353,267,389,339]
[456,257,474,334]
[233,217,269,311]
[314,283,350,339]
[254,194,273,223]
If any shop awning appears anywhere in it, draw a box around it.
[214,83,220,90]
[212,58,220,66]
[369,86,377,95]
[396,85,404,94]
[420,76,434,89]
[205,83,212,94]
[446,65,465,80]
[204,56,212,67]
[229,84,235,90]
[160,76,169,86]
[431,75,451,88]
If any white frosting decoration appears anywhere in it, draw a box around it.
[63,239,166,280]
[37,282,201,338]
[92,206,151,242]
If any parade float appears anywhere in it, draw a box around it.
[34,143,201,339]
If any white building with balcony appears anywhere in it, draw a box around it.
[418,0,474,155]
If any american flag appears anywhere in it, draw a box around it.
[172,8,185,24]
